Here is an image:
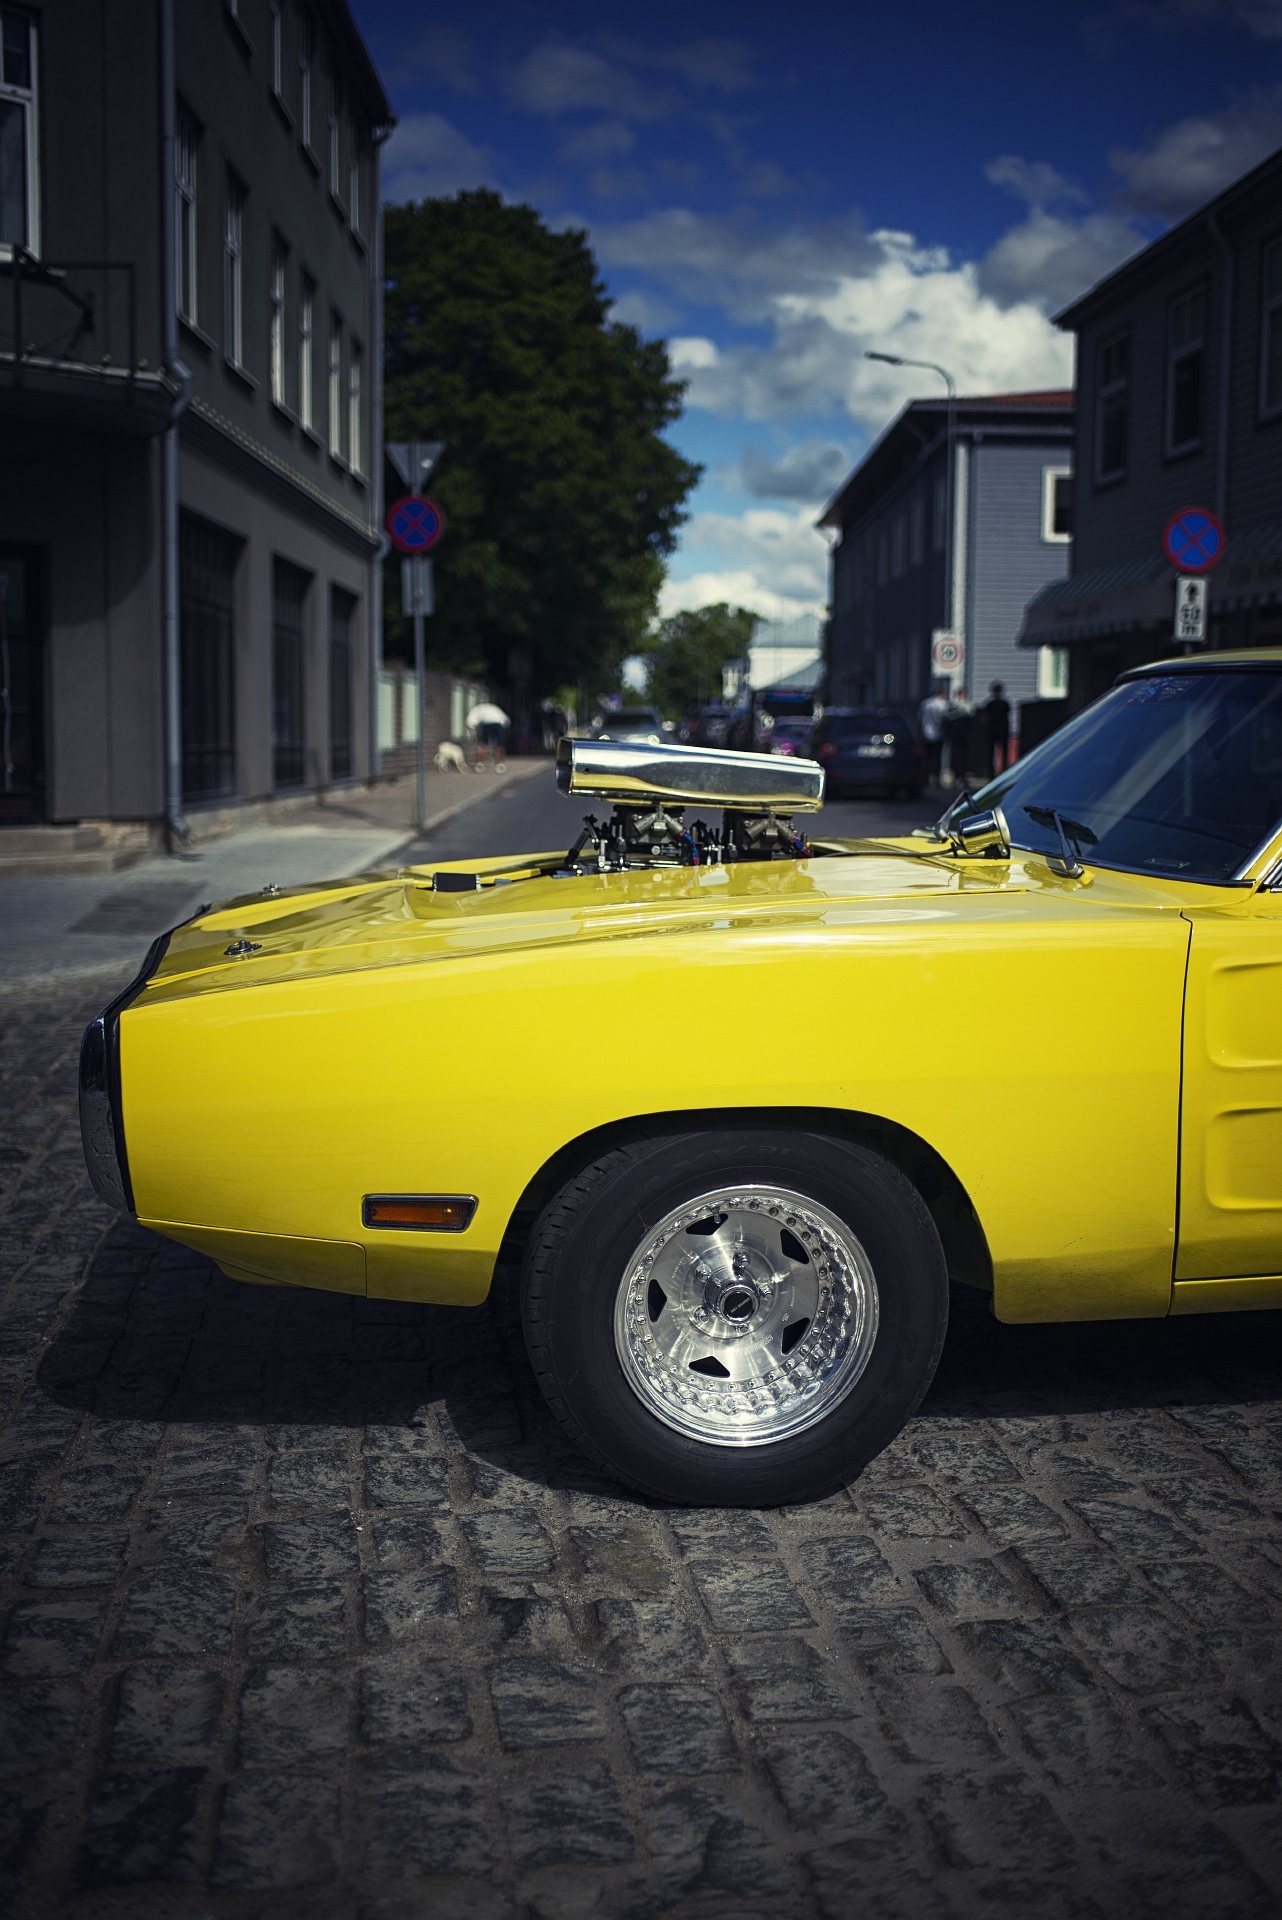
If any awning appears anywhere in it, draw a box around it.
[1018,526,1282,648]
[1017,558,1172,647]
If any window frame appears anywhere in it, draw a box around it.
[1041,465,1072,544]
[298,271,315,432]
[328,308,344,462]
[0,7,41,259]
[1037,645,1069,699]
[1094,328,1131,485]
[1165,283,1207,458]
[223,171,247,372]
[298,10,314,154]
[269,0,283,97]
[328,69,343,205]
[347,336,363,476]
[1261,235,1282,421]
[175,107,199,327]
[269,230,287,410]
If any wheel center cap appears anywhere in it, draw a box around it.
[717,1282,759,1324]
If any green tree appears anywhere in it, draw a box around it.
[383,191,702,695]
[645,604,760,718]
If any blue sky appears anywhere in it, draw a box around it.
[352,0,1282,621]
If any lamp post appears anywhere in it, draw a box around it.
[865,351,958,688]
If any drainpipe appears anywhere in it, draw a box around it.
[160,0,192,851]
[1207,212,1233,531]
[370,125,391,783]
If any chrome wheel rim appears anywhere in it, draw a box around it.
[612,1183,880,1448]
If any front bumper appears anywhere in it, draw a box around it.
[78,932,171,1213]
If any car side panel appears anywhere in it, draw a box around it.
[1176,895,1282,1281]
[122,896,1189,1324]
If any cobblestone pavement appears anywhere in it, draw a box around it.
[3,975,1282,1920]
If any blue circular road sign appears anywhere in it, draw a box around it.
[387,495,445,553]
[1163,506,1224,573]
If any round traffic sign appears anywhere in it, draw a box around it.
[1163,506,1224,574]
[931,634,963,670]
[387,495,445,553]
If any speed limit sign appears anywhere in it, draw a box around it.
[931,630,965,673]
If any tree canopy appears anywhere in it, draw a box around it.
[644,604,760,717]
[383,191,702,697]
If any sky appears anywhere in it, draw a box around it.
[352,0,1282,625]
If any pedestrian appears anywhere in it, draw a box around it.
[981,681,1011,779]
[466,700,510,771]
[942,689,974,789]
[917,681,949,787]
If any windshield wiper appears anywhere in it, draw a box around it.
[1024,805,1098,879]
[923,789,978,842]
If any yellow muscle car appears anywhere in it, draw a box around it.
[80,650,1282,1506]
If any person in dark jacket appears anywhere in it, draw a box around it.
[981,681,1011,778]
[943,691,973,789]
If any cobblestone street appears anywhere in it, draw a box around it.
[3,972,1282,1920]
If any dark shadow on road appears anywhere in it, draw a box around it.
[34,1218,1282,1496]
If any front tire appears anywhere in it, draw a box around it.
[520,1130,948,1506]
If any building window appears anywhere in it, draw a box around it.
[1095,331,1130,482]
[224,173,246,369]
[180,513,239,800]
[1166,288,1206,455]
[349,123,363,234]
[348,339,363,474]
[298,12,313,149]
[876,527,889,586]
[175,110,199,326]
[1042,467,1072,543]
[891,513,907,578]
[269,0,282,96]
[1261,238,1282,418]
[328,72,341,200]
[272,559,309,790]
[0,8,39,254]
[931,475,946,551]
[269,232,287,408]
[328,311,343,459]
[1037,646,1069,699]
[330,587,355,780]
[299,273,315,430]
[909,495,924,568]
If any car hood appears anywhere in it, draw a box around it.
[137,837,1225,1005]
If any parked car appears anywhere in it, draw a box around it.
[809,707,926,798]
[591,707,670,744]
[82,652,1282,1507]
[769,717,815,757]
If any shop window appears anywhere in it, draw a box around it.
[330,587,355,780]
[180,515,239,800]
[272,558,309,789]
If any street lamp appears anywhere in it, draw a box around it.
[865,351,959,686]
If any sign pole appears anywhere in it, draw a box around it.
[414,604,427,833]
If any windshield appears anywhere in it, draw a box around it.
[600,711,661,730]
[973,668,1282,883]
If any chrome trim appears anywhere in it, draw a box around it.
[1231,819,1282,887]
[78,931,172,1214]
[556,736,824,812]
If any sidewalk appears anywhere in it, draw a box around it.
[0,758,547,988]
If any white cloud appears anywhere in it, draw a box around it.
[669,336,721,369]
[382,114,494,200]
[663,506,832,620]
[978,206,1144,309]
[1109,103,1282,218]
[560,118,636,164]
[739,442,851,502]
[508,45,673,120]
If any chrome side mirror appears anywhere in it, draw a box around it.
[951,805,1010,859]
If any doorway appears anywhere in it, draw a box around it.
[0,547,45,824]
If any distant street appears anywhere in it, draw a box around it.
[398,760,941,867]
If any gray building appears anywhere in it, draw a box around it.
[1020,145,1282,709]
[0,0,392,863]
[820,393,1074,728]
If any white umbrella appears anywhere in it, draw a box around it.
[466,702,510,728]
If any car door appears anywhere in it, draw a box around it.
[1177,882,1282,1282]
